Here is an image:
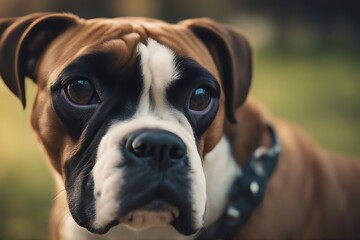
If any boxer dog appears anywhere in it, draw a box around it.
[1,13,360,240]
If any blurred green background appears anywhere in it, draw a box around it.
[0,0,359,239]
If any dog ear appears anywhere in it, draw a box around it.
[0,13,78,108]
[183,18,252,123]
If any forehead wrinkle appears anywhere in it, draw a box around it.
[42,22,144,85]
[101,39,134,66]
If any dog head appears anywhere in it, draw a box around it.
[0,13,251,235]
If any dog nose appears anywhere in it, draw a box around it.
[126,129,187,169]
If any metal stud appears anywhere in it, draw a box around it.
[226,205,240,219]
[250,181,259,195]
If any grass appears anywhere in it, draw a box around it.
[0,49,359,239]
[252,50,360,156]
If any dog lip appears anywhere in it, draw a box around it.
[89,220,119,235]
[118,200,180,230]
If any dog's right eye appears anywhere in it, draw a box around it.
[65,79,99,105]
[189,87,212,111]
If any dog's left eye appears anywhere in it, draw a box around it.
[66,79,99,105]
[189,87,212,111]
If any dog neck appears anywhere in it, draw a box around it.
[225,98,273,166]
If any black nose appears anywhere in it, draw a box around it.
[125,129,187,169]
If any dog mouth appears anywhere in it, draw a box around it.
[119,200,180,230]
[92,198,197,236]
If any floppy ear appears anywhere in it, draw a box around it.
[0,13,78,108]
[182,18,252,123]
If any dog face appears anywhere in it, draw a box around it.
[0,13,251,235]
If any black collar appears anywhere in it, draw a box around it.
[197,123,280,240]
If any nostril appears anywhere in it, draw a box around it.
[125,135,147,158]
[169,146,186,159]
[132,141,146,157]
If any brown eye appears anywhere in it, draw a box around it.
[66,79,96,105]
[189,87,212,111]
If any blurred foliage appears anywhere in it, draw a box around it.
[0,0,359,239]
[253,49,360,155]
[0,81,53,239]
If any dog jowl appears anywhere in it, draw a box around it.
[0,13,251,239]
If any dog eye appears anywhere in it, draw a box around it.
[189,87,212,111]
[66,79,98,105]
